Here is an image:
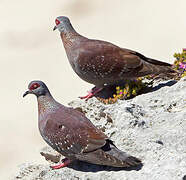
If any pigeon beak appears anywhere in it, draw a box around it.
[53,26,57,31]
[23,90,32,97]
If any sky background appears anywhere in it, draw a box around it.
[0,0,185,179]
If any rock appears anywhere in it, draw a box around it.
[13,77,186,180]
[40,146,61,164]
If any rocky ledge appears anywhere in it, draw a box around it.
[14,77,186,180]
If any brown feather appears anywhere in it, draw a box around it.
[57,18,177,87]
[25,80,142,167]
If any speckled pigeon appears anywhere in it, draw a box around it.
[53,16,177,99]
[23,80,142,169]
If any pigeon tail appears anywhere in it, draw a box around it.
[76,140,142,168]
[144,57,172,66]
[138,57,178,79]
[101,140,142,167]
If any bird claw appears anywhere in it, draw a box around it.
[79,87,103,100]
[79,93,94,100]
[50,158,71,169]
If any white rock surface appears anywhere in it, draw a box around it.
[13,78,186,180]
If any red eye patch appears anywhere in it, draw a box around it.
[29,83,40,90]
[55,19,60,25]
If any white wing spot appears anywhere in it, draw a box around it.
[119,66,127,76]
[108,62,117,74]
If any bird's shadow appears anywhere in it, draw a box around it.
[149,80,177,92]
[67,160,143,172]
[94,80,177,100]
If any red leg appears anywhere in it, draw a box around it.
[50,158,71,169]
[79,87,103,100]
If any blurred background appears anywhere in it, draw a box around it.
[0,0,185,179]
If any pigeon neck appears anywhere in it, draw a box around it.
[37,93,59,115]
[60,25,84,49]
[62,22,76,34]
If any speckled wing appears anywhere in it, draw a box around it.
[41,105,108,158]
[74,39,172,85]
[75,40,143,80]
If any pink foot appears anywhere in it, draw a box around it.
[50,158,71,169]
[79,87,103,100]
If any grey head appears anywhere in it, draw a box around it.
[53,16,73,32]
[23,80,51,98]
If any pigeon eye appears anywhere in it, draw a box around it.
[30,83,40,90]
[55,19,60,25]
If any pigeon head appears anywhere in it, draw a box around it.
[53,16,72,32]
[23,80,50,98]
